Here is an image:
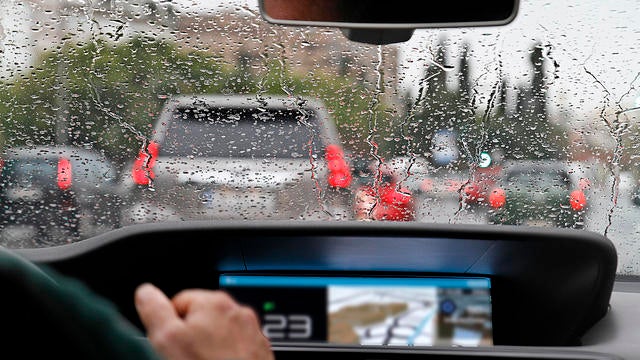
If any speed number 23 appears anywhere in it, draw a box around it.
[262,314,312,339]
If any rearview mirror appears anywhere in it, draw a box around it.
[259,0,519,29]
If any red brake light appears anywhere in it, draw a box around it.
[489,188,506,208]
[373,184,414,221]
[328,170,351,188]
[132,141,159,186]
[327,158,347,173]
[325,144,343,161]
[147,140,159,158]
[570,189,586,211]
[57,157,72,190]
[464,182,480,202]
[380,185,411,206]
[325,144,351,188]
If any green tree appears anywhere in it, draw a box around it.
[404,37,462,159]
[402,38,481,169]
[498,43,566,160]
[400,40,568,167]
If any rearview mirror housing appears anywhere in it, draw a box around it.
[259,0,519,44]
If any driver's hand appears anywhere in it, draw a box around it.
[135,283,274,360]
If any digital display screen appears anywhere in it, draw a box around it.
[220,275,493,347]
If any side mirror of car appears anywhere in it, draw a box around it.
[258,0,519,44]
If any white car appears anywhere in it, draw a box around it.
[120,95,352,223]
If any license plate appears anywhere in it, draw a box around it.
[523,218,554,227]
[6,187,43,201]
[201,188,276,212]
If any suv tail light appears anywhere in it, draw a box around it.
[569,189,586,211]
[325,144,352,188]
[132,141,159,186]
[57,157,72,190]
[489,187,506,208]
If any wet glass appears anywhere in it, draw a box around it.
[0,0,637,276]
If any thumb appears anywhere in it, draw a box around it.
[135,283,181,333]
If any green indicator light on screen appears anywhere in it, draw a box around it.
[263,301,275,312]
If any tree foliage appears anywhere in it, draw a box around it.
[397,39,568,169]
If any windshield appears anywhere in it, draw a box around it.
[0,0,638,275]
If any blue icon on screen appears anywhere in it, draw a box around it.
[440,299,457,315]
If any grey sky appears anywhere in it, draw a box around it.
[402,0,639,119]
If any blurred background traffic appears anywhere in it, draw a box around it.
[0,1,638,273]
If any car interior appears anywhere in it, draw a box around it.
[7,220,630,359]
[2,1,640,360]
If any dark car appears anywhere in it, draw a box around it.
[487,161,588,228]
[0,146,121,246]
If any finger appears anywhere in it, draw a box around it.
[172,289,237,319]
[236,305,263,332]
[135,283,181,332]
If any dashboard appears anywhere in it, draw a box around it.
[15,220,636,360]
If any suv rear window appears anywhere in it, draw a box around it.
[160,107,323,158]
[507,170,571,190]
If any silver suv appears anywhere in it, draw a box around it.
[121,95,352,224]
